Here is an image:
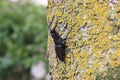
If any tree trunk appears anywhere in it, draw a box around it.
[47,0,120,80]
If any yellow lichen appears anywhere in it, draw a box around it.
[47,0,120,79]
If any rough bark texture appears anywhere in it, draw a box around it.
[47,0,120,80]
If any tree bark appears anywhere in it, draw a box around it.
[47,0,120,79]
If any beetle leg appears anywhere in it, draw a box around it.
[63,27,72,48]
[59,23,68,36]
[63,27,72,41]
[63,23,68,30]
[63,38,67,41]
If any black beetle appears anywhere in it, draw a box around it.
[48,15,70,62]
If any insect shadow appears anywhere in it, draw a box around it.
[48,15,71,62]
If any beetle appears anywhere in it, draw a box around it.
[48,15,70,62]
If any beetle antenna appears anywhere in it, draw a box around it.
[53,16,58,31]
[48,15,55,32]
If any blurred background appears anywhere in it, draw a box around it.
[0,0,49,80]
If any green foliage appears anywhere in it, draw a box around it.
[0,0,48,80]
